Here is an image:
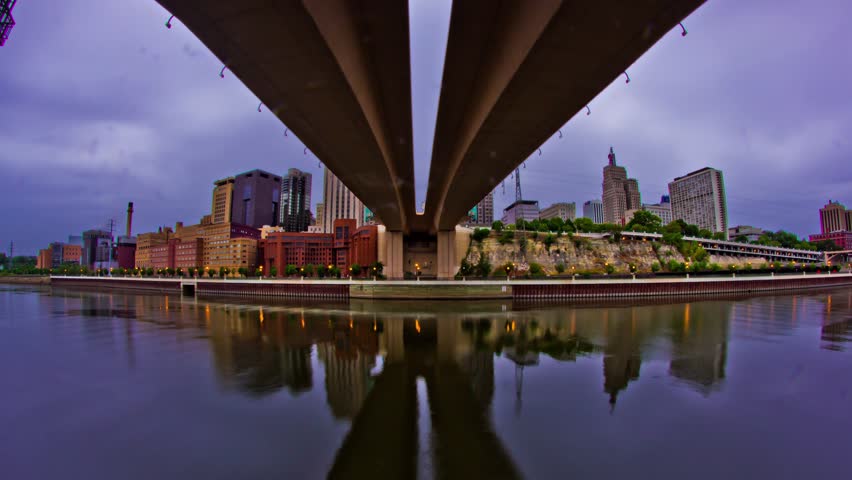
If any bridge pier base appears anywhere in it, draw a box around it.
[437,228,471,280]
[380,230,405,280]
[381,228,471,280]
[437,231,457,280]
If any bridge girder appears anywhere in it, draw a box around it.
[423,0,706,232]
[155,0,416,232]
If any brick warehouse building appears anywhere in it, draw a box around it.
[260,219,378,277]
[136,222,260,273]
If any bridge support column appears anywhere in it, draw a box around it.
[437,228,470,280]
[437,231,456,280]
[380,230,404,280]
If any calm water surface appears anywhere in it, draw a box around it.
[1,285,851,479]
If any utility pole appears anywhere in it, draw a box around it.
[106,218,117,276]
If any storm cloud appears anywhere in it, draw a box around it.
[1,0,850,254]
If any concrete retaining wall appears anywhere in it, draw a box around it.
[0,276,50,285]
[47,274,852,301]
[513,274,852,300]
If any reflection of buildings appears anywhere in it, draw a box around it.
[280,347,313,394]
[602,314,642,409]
[206,307,382,406]
[319,343,375,419]
[819,293,852,351]
[65,292,745,478]
[208,308,314,395]
[668,303,730,394]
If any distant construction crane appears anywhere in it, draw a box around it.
[0,0,18,47]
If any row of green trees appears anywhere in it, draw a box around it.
[489,211,826,253]
[46,262,384,279]
[0,254,39,275]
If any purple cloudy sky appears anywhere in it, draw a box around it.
[1,0,851,255]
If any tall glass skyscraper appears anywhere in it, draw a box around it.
[279,168,312,232]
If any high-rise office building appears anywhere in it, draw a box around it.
[602,147,641,224]
[819,200,848,234]
[668,167,728,238]
[501,200,540,225]
[539,202,576,221]
[211,177,234,224]
[315,203,324,228]
[642,195,673,225]
[279,168,312,232]
[81,229,113,269]
[468,190,494,226]
[583,199,603,224]
[230,169,282,228]
[322,167,364,234]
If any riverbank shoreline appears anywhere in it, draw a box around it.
[0,276,50,285]
[43,273,852,300]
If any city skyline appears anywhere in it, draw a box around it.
[3,0,852,253]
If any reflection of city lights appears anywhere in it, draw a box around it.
[683,304,690,334]
[259,308,264,323]
[511,320,516,331]
[373,321,377,331]
[415,319,421,333]
[349,319,353,329]
[300,318,305,328]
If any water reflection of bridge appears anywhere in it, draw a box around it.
[197,303,734,477]
[49,289,743,477]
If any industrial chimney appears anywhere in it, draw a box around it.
[126,202,134,237]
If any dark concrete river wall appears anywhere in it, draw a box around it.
[51,277,180,293]
[47,274,852,301]
[512,275,852,300]
[196,281,349,299]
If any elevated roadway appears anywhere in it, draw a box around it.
[424,0,706,232]
[155,0,417,232]
[156,0,706,278]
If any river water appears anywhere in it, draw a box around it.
[1,285,850,479]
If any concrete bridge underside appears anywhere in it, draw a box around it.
[156,0,705,278]
[155,0,417,233]
[425,0,705,232]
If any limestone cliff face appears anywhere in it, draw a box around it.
[464,232,768,275]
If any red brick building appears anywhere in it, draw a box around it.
[809,231,852,250]
[37,249,51,269]
[260,219,378,277]
[62,245,82,264]
[175,238,203,269]
[350,224,378,270]
[149,240,176,270]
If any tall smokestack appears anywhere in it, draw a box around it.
[126,202,134,237]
